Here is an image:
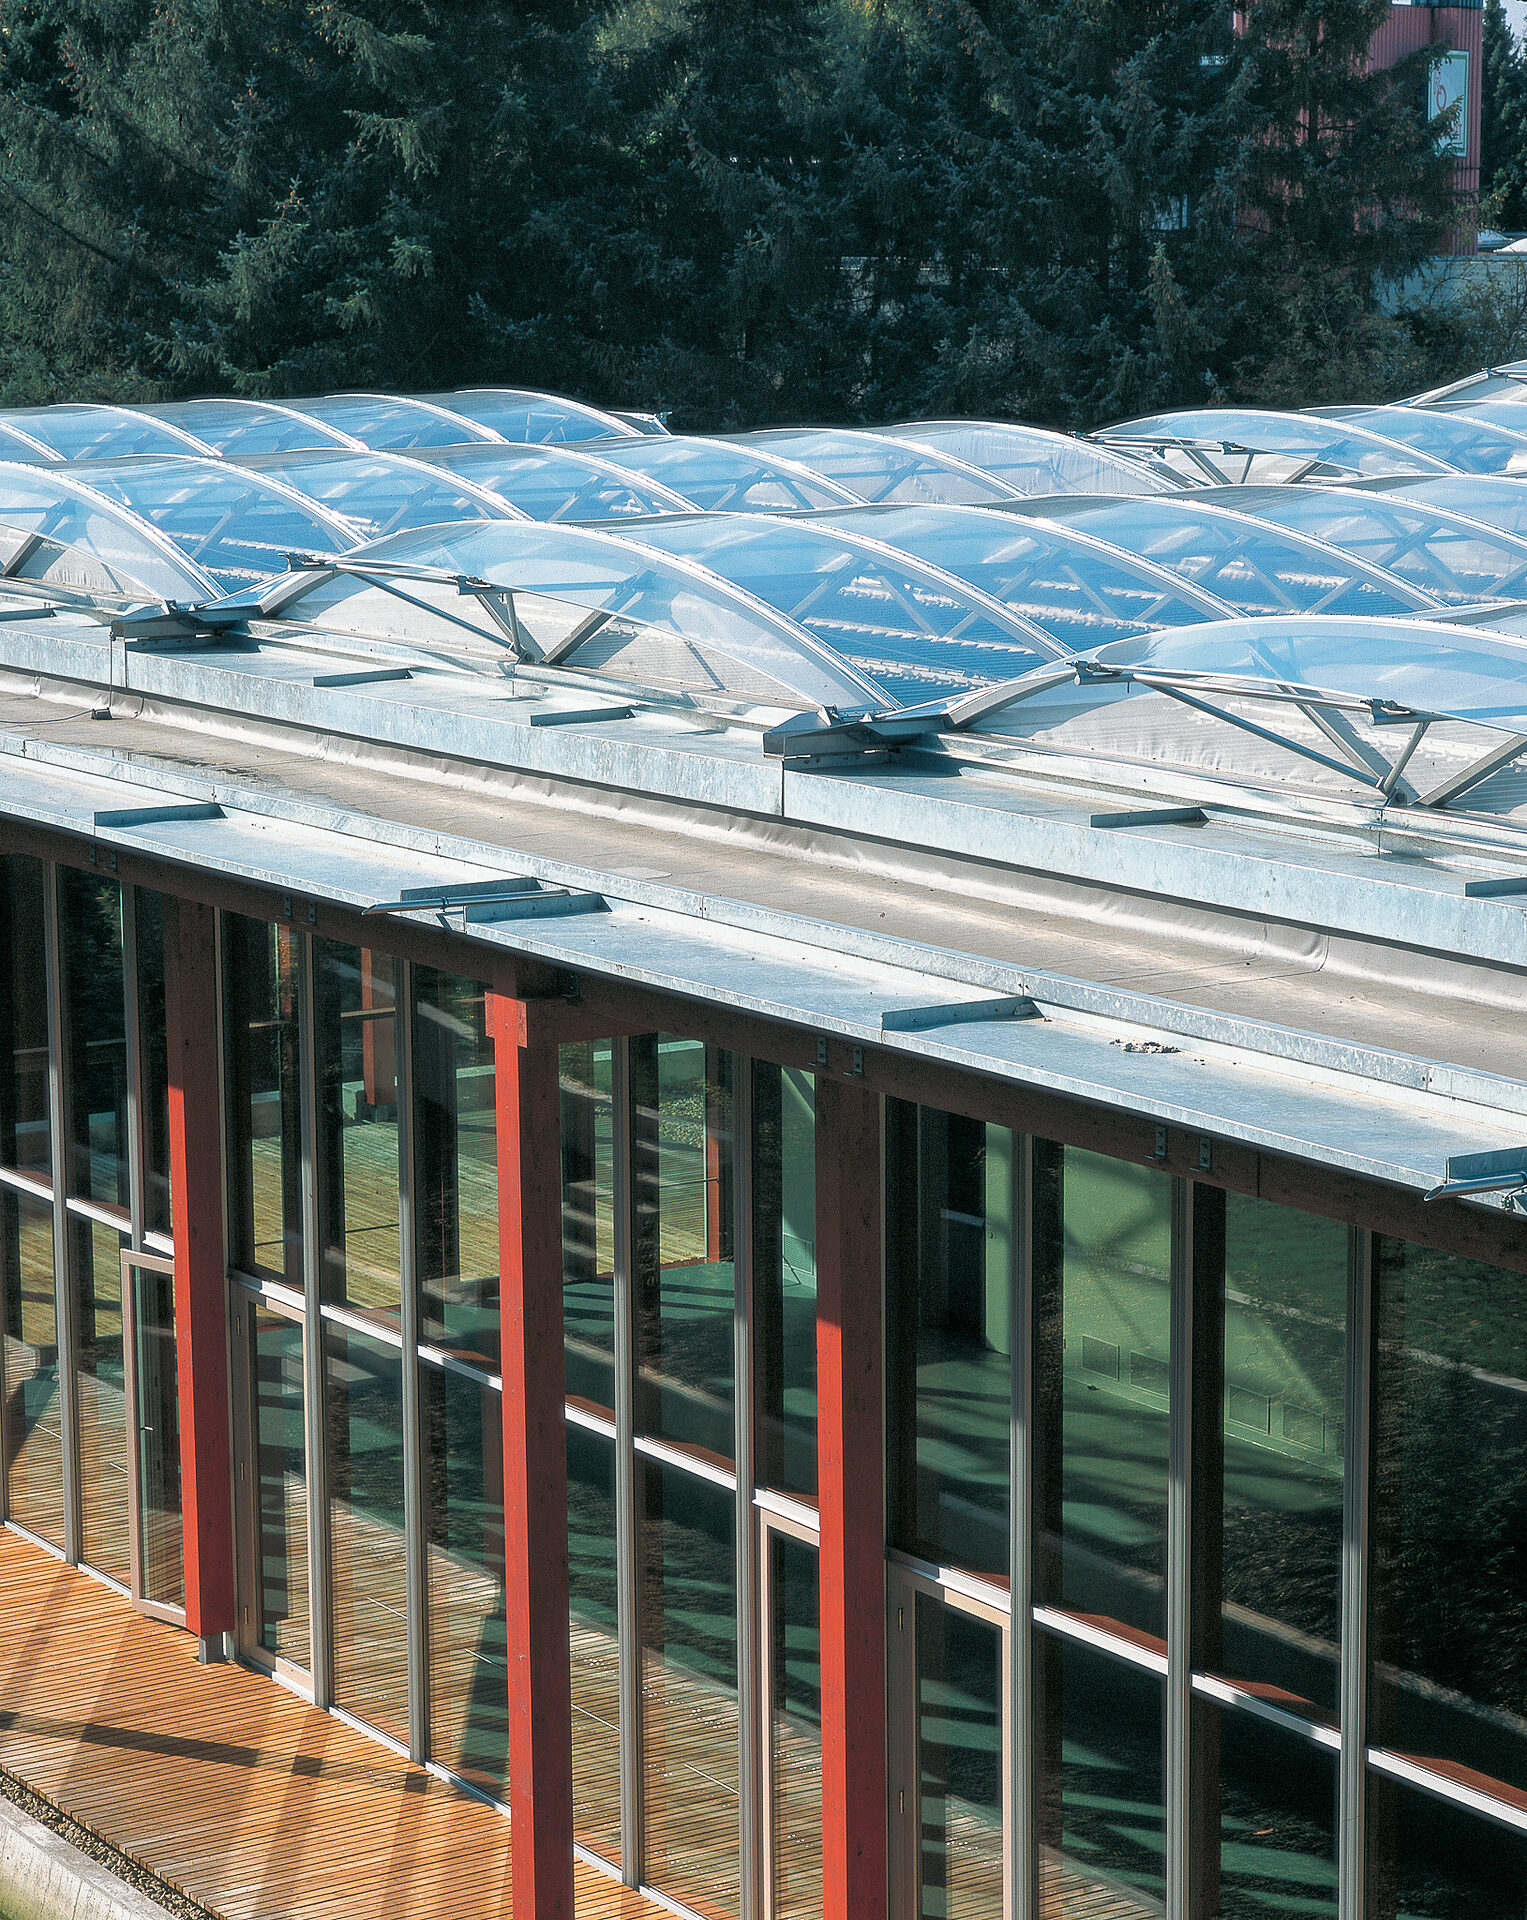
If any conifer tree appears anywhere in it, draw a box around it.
[1483,0,1527,231]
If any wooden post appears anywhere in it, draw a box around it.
[489,990,574,1920]
[816,1070,888,1920]
[162,893,235,1647]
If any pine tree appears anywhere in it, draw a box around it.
[1483,0,1527,231]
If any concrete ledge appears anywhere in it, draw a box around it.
[0,1796,172,1920]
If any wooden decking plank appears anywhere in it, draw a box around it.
[0,1527,671,1920]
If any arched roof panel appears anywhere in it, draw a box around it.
[876,420,1187,495]
[63,457,360,590]
[1098,408,1453,478]
[281,394,502,451]
[136,398,364,455]
[724,429,1023,504]
[0,462,220,600]
[414,444,698,519]
[1369,473,1527,540]
[781,502,1230,653]
[614,513,1104,698]
[231,449,526,540]
[1326,404,1527,474]
[259,519,890,709]
[0,404,217,462]
[577,436,859,512]
[417,388,650,443]
[1209,486,1527,605]
[996,494,1436,617]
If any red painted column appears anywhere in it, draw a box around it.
[488,991,573,1920]
[816,1071,888,1920]
[162,893,235,1645]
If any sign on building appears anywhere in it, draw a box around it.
[1430,50,1469,158]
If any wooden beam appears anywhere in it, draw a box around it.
[162,893,235,1645]
[816,1072,887,1920]
[488,988,574,1920]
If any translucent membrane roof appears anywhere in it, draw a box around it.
[872,421,1186,495]
[1077,618,1527,732]
[995,494,1437,617]
[47,458,357,592]
[240,515,1091,704]
[726,427,1023,503]
[0,388,658,466]
[574,436,858,511]
[1098,408,1452,478]
[417,442,776,517]
[1430,399,1527,430]
[1323,404,1527,474]
[251,519,892,707]
[0,464,223,600]
[611,514,1091,696]
[1200,486,1527,605]
[0,404,215,462]
[135,398,363,454]
[777,504,1231,652]
[232,450,525,540]
[903,614,1527,814]
[1366,473,1527,540]
[1408,361,1527,405]
[410,388,649,441]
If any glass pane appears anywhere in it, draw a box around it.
[1035,1633,1165,1918]
[916,1596,1003,1920]
[632,1037,735,1461]
[423,1360,507,1796]
[316,940,401,1320]
[83,460,352,593]
[887,1102,1013,1578]
[1,1188,62,1544]
[640,1461,739,1915]
[326,1324,408,1741]
[131,1261,184,1608]
[249,1303,310,1670]
[755,1066,817,1497]
[414,968,497,1365]
[0,853,50,1177]
[1367,1771,1527,1919]
[74,1220,130,1584]
[1035,1143,1171,1641]
[223,915,303,1287]
[424,445,677,521]
[58,868,127,1207]
[770,1533,821,1920]
[1221,1195,1346,1718]
[562,1041,616,1412]
[1216,1708,1336,1920]
[134,891,172,1238]
[1372,1236,1527,1798]
[568,1422,621,1864]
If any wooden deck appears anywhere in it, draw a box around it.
[0,1527,659,1920]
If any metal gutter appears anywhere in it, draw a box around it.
[0,732,1523,1203]
[3,619,1527,972]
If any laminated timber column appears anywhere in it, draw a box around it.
[488,988,574,1920]
[816,1070,888,1920]
[162,893,235,1649]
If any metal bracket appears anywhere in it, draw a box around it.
[880,995,1039,1033]
[93,801,225,829]
[1423,1147,1527,1210]
[362,876,607,922]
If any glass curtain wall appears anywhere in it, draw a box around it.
[0,856,174,1593]
[0,855,60,1544]
[885,1105,1526,1920]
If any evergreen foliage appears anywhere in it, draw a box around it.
[1483,0,1527,230]
[0,0,1477,424]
